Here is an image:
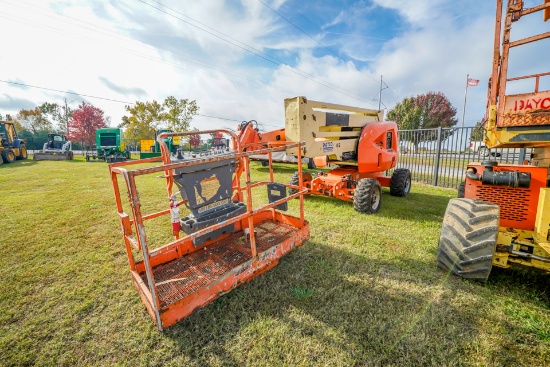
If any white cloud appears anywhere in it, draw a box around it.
[371,0,448,24]
[1,0,548,134]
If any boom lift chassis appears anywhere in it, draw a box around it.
[109,129,309,330]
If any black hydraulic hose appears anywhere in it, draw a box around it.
[465,167,531,188]
[465,168,481,181]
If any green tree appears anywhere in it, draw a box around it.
[163,96,199,132]
[386,97,421,130]
[39,99,74,134]
[123,100,164,142]
[122,96,199,142]
[470,120,485,141]
[16,108,52,135]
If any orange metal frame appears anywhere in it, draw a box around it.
[109,129,309,330]
[236,120,398,202]
[486,0,550,129]
[464,164,549,230]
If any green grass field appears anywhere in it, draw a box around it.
[1,157,550,366]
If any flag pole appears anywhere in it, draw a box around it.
[461,73,469,128]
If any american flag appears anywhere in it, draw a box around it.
[467,78,479,86]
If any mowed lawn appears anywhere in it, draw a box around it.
[1,156,550,367]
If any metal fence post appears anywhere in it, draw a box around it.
[518,148,526,164]
[433,126,443,186]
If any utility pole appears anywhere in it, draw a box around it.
[377,75,388,114]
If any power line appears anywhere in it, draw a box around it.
[4,0,378,105]
[0,1,297,98]
[258,0,404,109]
[194,114,242,122]
[138,0,374,104]
[0,79,134,104]
[0,79,244,123]
[260,0,381,87]
[258,0,340,60]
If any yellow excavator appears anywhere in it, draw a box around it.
[437,0,550,281]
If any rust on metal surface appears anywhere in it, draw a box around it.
[108,129,309,330]
[140,220,298,308]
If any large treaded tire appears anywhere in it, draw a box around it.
[289,171,313,195]
[390,168,411,197]
[457,182,465,198]
[437,198,499,282]
[2,148,16,163]
[16,145,28,160]
[353,178,382,214]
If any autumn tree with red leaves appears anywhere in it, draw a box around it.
[387,91,458,147]
[67,102,108,146]
[188,129,201,149]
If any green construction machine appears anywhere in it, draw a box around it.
[139,129,180,159]
[86,128,130,163]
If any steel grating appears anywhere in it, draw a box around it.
[255,221,295,252]
[140,219,299,308]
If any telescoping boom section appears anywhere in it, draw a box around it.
[109,129,309,330]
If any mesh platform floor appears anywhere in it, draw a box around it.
[140,219,298,308]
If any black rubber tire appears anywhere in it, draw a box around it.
[0,155,3,165]
[436,198,499,282]
[68,151,74,160]
[457,182,465,198]
[353,178,382,214]
[289,171,313,195]
[307,158,316,169]
[2,148,16,163]
[390,168,411,197]
[261,160,269,167]
[16,145,28,160]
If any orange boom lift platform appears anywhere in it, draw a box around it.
[109,129,309,330]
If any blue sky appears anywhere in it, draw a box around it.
[1,0,548,131]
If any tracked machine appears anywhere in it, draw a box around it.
[437,0,550,281]
[237,97,411,214]
[33,133,74,161]
[109,129,309,330]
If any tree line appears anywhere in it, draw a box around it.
[5,90,471,150]
[4,96,199,148]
